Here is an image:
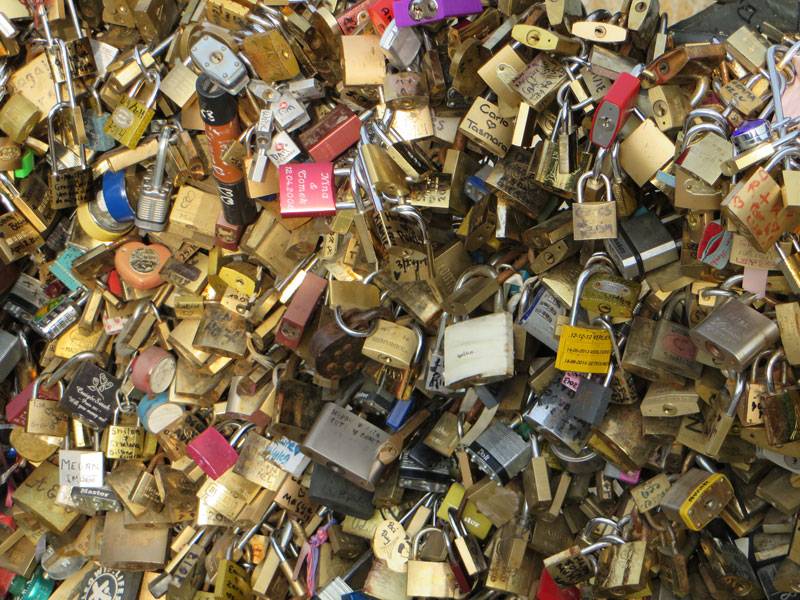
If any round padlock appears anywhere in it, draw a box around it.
[130,345,176,395]
[101,169,136,223]
[0,94,41,143]
[76,191,133,242]
[138,392,183,435]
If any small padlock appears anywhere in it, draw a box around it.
[185,423,244,480]
[572,169,617,241]
[130,345,176,395]
[25,376,68,437]
[406,527,459,598]
[105,406,145,460]
[104,70,161,149]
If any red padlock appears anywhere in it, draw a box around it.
[368,0,395,33]
[279,162,336,218]
[537,569,582,600]
[275,272,328,350]
[297,105,361,163]
[215,211,244,251]
[590,72,640,148]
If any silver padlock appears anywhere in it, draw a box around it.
[190,35,250,95]
[467,417,532,484]
[136,124,175,231]
[379,19,421,69]
[301,402,389,492]
[248,109,273,183]
[689,275,780,372]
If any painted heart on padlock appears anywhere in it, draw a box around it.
[114,241,171,290]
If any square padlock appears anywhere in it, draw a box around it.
[185,427,239,480]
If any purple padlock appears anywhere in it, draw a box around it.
[185,427,239,480]
[392,0,482,27]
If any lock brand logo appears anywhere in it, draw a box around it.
[662,333,697,360]
[82,568,126,600]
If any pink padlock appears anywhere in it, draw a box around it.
[185,423,253,480]
[130,346,176,395]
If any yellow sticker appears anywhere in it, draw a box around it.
[555,325,612,374]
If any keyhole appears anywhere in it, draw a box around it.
[527,31,541,43]
[594,26,606,38]
[653,100,667,117]
[662,403,677,415]
[635,1,646,10]
[210,51,224,64]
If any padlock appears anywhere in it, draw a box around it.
[104,70,161,149]
[591,71,641,148]
[406,527,459,598]
[443,267,515,388]
[130,345,176,396]
[568,336,617,426]
[190,35,250,95]
[446,508,487,578]
[660,467,734,530]
[136,124,175,232]
[186,423,249,481]
[302,402,389,491]
[596,537,650,596]
[47,104,91,211]
[761,347,800,446]
[25,375,68,437]
[467,418,531,484]
[604,211,680,278]
[544,537,621,588]
[690,279,780,372]
[0,94,40,144]
[580,270,641,318]
[105,406,145,460]
[555,259,615,375]
[379,19,421,69]
[705,371,746,456]
[572,169,617,241]
[649,292,703,380]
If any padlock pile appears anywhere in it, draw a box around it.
[7,0,800,598]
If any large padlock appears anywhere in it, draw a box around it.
[690,277,780,372]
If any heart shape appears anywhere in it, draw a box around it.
[114,241,171,290]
